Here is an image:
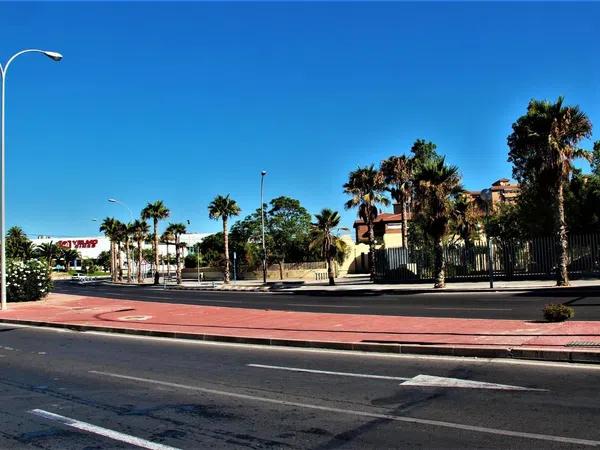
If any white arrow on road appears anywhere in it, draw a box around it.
[248,364,547,391]
[400,374,547,391]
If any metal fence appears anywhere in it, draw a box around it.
[374,234,600,283]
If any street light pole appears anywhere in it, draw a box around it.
[0,49,62,311]
[260,170,267,283]
[108,198,133,222]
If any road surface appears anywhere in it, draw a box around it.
[0,323,599,449]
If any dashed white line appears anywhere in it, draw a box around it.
[89,370,598,447]
[29,409,180,450]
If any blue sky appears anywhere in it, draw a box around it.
[1,2,599,237]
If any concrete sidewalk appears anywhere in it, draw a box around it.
[0,293,599,363]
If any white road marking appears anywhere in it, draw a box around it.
[89,370,598,447]
[249,364,545,391]
[29,409,180,450]
[247,364,410,380]
[287,304,363,308]
[423,307,512,311]
[400,375,547,391]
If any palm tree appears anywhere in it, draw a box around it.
[309,209,348,286]
[124,222,135,283]
[35,242,60,272]
[141,201,170,284]
[381,155,413,247]
[130,219,150,283]
[113,220,127,282]
[160,229,175,280]
[208,195,241,284]
[413,158,463,288]
[343,165,389,279]
[508,97,593,286]
[59,248,80,273]
[99,217,119,281]
[166,223,187,285]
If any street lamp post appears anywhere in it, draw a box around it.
[0,49,62,311]
[108,198,133,222]
[480,189,494,289]
[260,170,267,283]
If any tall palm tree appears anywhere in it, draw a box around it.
[35,242,60,272]
[508,97,593,286]
[124,222,135,283]
[141,201,170,284]
[130,219,150,283]
[166,223,187,285]
[99,217,119,281]
[343,165,389,279]
[113,220,127,282]
[381,155,413,247]
[208,195,241,284]
[160,229,175,280]
[413,158,463,288]
[309,208,348,286]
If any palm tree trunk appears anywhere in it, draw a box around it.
[401,201,408,248]
[367,222,376,280]
[279,260,284,280]
[433,236,445,289]
[166,243,170,278]
[327,256,335,286]
[111,242,117,282]
[176,237,182,285]
[137,240,143,283]
[153,219,160,285]
[223,218,230,284]
[125,238,131,283]
[117,243,123,282]
[556,181,570,286]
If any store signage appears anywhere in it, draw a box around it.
[58,239,99,249]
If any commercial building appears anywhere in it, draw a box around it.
[32,233,210,271]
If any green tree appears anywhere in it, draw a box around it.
[267,196,312,279]
[381,155,413,247]
[161,229,175,279]
[508,96,593,286]
[165,222,187,284]
[6,226,34,260]
[309,209,348,286]
[113,220,127,282]
[343,165,389,279]
[413,158,463,288]
[208,195,241,284]
[141,200,170,284]
[96,250,111,272]
[59,248,80,273]
[130,219,150,283]
[590,141,600,176]
[34,241,60,271]
[99,217,120,281]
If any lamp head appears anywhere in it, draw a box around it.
[108,198,117,203]
[43,51,63,61]
[261,170,267,176]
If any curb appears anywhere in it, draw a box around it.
[1,318,598,364]
[166,285,271,292]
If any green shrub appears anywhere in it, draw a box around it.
[543,303,574,322]
[7,259,53,302]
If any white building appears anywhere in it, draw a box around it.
[32,233,211,270]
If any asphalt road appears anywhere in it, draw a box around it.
[52,281,600,320]
[0,323,599,449]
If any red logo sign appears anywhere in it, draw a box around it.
[58,239,98,249]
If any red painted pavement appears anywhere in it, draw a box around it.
[0,293,599,349]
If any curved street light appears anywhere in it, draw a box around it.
[0,49,63,311]
[108,198,134,222]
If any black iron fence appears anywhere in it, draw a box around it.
[374,234,600,283]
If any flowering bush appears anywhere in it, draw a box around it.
[6,259,53,302]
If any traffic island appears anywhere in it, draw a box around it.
[0,293,599,363]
